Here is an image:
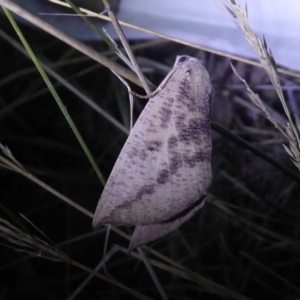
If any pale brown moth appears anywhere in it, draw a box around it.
[93,55,213,250]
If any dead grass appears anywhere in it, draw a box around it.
[0,0,300,299]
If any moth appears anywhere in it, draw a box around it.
[93,55,213,250]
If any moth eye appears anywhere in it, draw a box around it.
[185,69,191,76]
[178,56,188,64]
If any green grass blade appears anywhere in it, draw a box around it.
[2,6,106,186]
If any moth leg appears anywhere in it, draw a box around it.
[130,66,178,99]
[130,87,162,99]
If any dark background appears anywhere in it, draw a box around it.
[1,5,300,300]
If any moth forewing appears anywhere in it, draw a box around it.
[93,55,212,248]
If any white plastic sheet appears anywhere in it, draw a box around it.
[5,0,300,71]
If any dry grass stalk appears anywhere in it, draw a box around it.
[220,0,300,170]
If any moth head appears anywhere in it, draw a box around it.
[174,55,212,93]
[174,55,202,67]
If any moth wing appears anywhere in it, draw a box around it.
[93,94,176,227]
[93,57,212,228]
[129,196,207,250]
